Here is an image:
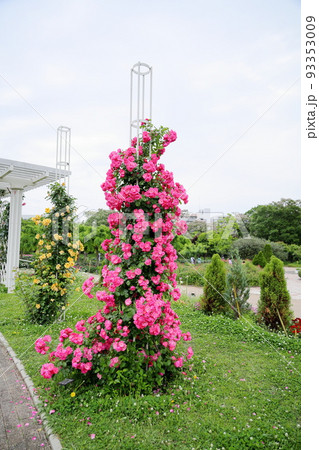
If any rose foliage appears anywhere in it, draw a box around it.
[36,121,193,394]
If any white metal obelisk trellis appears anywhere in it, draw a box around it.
[56,126,71,192]
[130,62,152,157]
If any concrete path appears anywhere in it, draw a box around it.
[0,338,52,449]
[178,267,301,318]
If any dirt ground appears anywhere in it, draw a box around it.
[178,267,301,318]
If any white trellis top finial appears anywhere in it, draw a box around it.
[130,62,152,158]
[56,126,71,193]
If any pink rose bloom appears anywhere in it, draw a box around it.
[79,362,92,374]
[104,320,113,330]
[101,239,112,251]
[125,298,132,306]
[126,270,136,279]
[35,336,51,355]
[110,254,122,264]
[75,320,86,332]
[143,173,152,182]
[113,340,127,352]
[69,332,84,345]
[174,357,184,368]
[82,277,95,299]
[59,327,73,343]
[187,346,194,360]
[142,131,151,142]
[40,363,59,379]
[149,323,161,336]
[109,357,120,368]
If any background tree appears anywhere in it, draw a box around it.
[83,208,112,227]
[201,254,228,314]
[225,252,250,319]
[258,256,293,331]
[245,198,301,245]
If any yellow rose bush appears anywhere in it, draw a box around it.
[16,182,83,324]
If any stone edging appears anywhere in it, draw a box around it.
[0,331,62,450]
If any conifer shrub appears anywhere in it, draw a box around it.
[252,250,267,268]
[200,254,228,314]
[263,243,273,262]
[257,256,293,331]
[225,253,251,319]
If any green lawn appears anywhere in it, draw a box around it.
[0,285,301,449]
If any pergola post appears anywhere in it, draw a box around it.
[6,188,23,293]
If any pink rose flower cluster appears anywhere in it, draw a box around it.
[36,121,193,388]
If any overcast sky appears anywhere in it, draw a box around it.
[0,0,301,219]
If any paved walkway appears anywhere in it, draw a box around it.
[0,337,52,449]
[178,267,301,318]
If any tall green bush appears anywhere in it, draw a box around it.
[258,256,293,331]
[225,255,250,319]
[263,243,273,262]
[201,254,227,314]
[232,238,288,261]
[252,251,267,268]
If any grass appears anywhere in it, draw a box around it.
[0,281,301,449]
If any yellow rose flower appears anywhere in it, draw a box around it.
[33,279,40,284]
[38,240,44,246]
[35,234,40,239]
[35,304,41,309]
[56,264,61,270]
[45,208,51,213]
[42,218,51,226]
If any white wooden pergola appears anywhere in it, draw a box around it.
[0,158,71,292]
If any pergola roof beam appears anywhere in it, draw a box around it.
[0,165,14,179]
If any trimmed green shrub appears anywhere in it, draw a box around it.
[200,254,228,314]
[232,237,288,262]
[232,237,268,260]
[252,251,267,268]
[258,256,293,331]
[263,243,273,262]
[225,255,251,319]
